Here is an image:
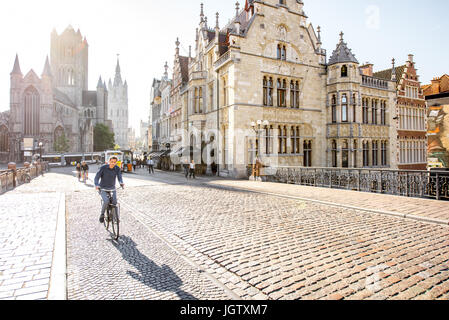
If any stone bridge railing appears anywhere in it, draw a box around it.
[265,166,449,201]
[0,162,48,195]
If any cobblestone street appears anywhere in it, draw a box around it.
[1,166,449,300]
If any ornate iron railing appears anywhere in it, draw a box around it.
[268,167,449,201]
[0,163,48,195]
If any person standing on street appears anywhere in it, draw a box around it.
[81,161,89,183]
[189,160,196,179]
[75,162,82,181]
[147,157,155,174]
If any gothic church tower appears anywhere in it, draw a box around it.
[50,25,88,107]
[108,58,129,149]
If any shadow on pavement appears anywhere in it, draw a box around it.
[110,235,198,300]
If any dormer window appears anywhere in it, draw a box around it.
[341,65,348,78]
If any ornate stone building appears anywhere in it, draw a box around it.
[1,26,110,163]
[163,0,398,178]
[374,55,427,170]
[423,74,449,167]
[108,59,129,150]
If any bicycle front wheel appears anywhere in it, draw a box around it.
[111,206,120,240]
[104,208,110,230]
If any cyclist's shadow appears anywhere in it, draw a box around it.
[111,236,198,300]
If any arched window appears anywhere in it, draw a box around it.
[263,77,268,106]
[381,141,388,166]
[277,79,287,107]
[353,94,357,123]
[372,100,378,125]
[331,140,338,168]
[199,87,203,113]
[372,141,379,167]
[331,95,337,123]
[362,98,369,124]
[341,94,348,123]
[304,141,312,167]
[342,140,349,168]
[24,86,40,136]
[380,101,386,125]
[0,125,9,152]
[290,81,300,108]
[194,88,199,113]
[341,65,348,77]
[363,141,370,167]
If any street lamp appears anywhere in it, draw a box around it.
[38,142,43,162]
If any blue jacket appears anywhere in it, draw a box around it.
[94,165,124,190]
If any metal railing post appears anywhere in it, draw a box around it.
[436,173,440,201]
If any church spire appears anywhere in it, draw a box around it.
[114,55,123,87]
[11,54,22,76]
[97,76,103,88]
[42,55,52,77]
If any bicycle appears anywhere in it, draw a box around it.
[99,188,122,240]
[82,171,88,183]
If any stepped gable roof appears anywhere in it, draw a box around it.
[373,65,406,85]
[328,33,358,66]
[53,88,75,107]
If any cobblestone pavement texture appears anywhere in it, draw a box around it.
[2,166,449,300]
[116,170,449,300]
[0,192,60,300]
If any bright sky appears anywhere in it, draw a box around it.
[1,0,448,136]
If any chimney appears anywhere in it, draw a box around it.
[360,63,373,77]
[431,77,440,95]
[408,54,414,63]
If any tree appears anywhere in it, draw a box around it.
[54,131,70,153]
[94,124,115,152]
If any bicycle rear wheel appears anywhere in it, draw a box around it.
[111,206,120,240]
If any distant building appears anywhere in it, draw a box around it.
[150,78,162,152]
[374,55,428,170]
[108,59,129,150]
[154,1,398,178]
[423,74,449,167]
[1,26,109,163]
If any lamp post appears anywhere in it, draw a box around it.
[250,120,270,180]
[39,142,43,162]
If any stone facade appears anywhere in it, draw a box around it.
[108,59,129,150]
[154,0,400,177]
[423,75,449,167]
[150,78,162,152]
[2,26,110,163]
[374,55,428,170]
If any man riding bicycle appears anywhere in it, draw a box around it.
[94,156,125,224]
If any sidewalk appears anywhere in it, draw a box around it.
[136,169,449,226]
[0,192,66,300]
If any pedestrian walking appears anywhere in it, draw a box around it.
[75,162,82,181]
[133,159,137,172]
[189,160,196,179]
[147,158,154,174]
